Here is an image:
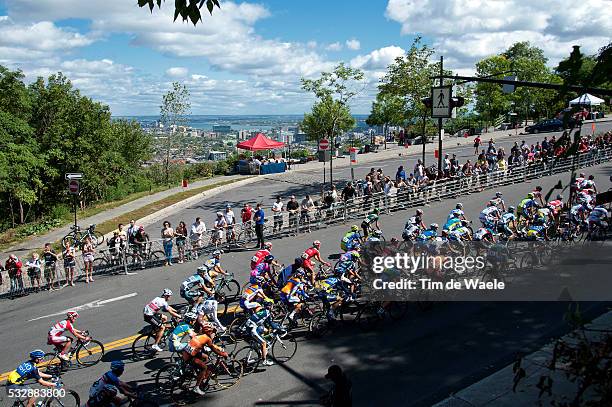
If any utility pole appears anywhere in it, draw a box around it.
[438,55,444,177]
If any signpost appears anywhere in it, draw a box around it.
[319,138,329,150]
[431,86,452,118]
[68,180,80,195]
[349,147,357,181]
[66,173,83,236]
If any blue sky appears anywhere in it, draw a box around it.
[0,0,609,115]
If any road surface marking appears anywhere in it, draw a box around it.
[28,293,138,322]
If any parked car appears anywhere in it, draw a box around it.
[525,119,566,134]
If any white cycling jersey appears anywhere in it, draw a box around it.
[143,297,168,316]
[588,207,609,222]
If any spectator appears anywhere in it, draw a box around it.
[241,203,253,225]
[62,241,76,287]
[286,196,300,232]
[473,135,481,155]
[82,235,95,283]
[341,182,356,211]
[320,365,352,407]
[443,154,451,178]
[330,185,339,202]
[300,195,315,233]
[117,223,128,251]
[254,203,266,249]
[161,221,175,266]
[272,196,284,233]
[190,217,206,258]
[26,252,42,292]
[414,159,424,182]
[133,226,149,269]
[127,219,137,246]
[175,221,188,264]
[224,204,236,243]
[212,212,227,248]
[42,243,58,290]
[6,254,23,298]
[395,166,406,183]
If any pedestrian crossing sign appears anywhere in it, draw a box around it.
[432,86,452,118]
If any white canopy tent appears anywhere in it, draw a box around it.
[569,93,604,106]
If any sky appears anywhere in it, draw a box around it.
[0,0,609,116]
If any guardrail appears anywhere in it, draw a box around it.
[1,146,611,298]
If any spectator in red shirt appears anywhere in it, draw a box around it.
[241,203,253,224]
[6,254,24,298]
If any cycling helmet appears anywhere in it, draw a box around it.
[161,288,173,297]
[184,312,197,322]
[556,194,563,200]
[67,311,79,319]
[495,192,503,198]
[372,230,383,237]
[351,225,359,232]
[535,186,542,192]
[212,249,223,257]
[110,360,125,372]
[101,384,118,397]
[197,265,208,274]
[416,209,423,215]
[30,350,45,360]
[588,175,594,180]
[527,192,535,199]
[313,240,321,248]
[350,251,361,259]
[264,242,273,250]
[508,206,515,212]
[264,255,275,263]
[372,208,380,215]
[216,211,223,217]
[430,223,439,230]
[225,204,232,208]
[456,203,463,209]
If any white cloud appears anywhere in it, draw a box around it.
[325,42,343,51]
[306,41,317,49]
[350,46,405,70]
[346,39,361,50]
[166,67,188,78]
[385,0,611,71]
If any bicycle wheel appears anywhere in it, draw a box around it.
[131,333,155,361]
[308,311,331,338]
[355,303,384,332]
[41,352,62,373]
[240,228,258,250]
[519,253,537,271]
[207,358,243,391]
[170,370,197,405]
[90,231,105,247]
[234,345,261,375]
[155,362,183,390]
[92,257,108,271]
[271,335,298,364]
[76,339,105,366]
[227,315,248,343]
[216,279,241,303]
[62,233,80,250]
[46,389,80,407]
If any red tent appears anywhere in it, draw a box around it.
[236,133,285,151]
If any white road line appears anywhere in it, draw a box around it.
[27,292,138,322]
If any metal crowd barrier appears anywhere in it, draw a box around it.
[1,146,611,298]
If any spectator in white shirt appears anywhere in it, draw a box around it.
[224,204,236,242]
[272,196,284,233]
[190,217,206,258]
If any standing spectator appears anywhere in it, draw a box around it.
[450,154,459,176]
[473,135,481,155]
[117,223,128,253]
[161,221,175,266]
[300,195,315,233]
[190,217,206,259]
[42,243,59,290]
[6,254,23,298]
[286,195,300,233]
[443,154,451,178]
[254,203,266,249]
[212,212,227,248]
[26,253,42,292]
[224,204,236,243]
[82,236,95,283]
[175,221,188,264]
[341,183,356,215]
[395,166,406,183]
[272,196,284,233]
[414,159,424,182]
[320,365,352,407]
[133,226,149,269]
[241,203,253,225]
[330,185,339,202]
[127,219,137,246]
[62,241,76,287]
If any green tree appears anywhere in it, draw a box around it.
[301,95,355,141]
[138,0,220,25]
[366,93,405,146]
[160,82,191,186]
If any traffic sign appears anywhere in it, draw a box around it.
[319,138,330,151]
[65,173,83,180]
[431,86,452,118]
[68,180,80,195]
[349,147,357,163]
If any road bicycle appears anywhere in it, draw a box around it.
[212,272,241,303]
[61,224,104,249]
[42,330,105,370]
[125,242,165,270]
[235,220,272,250]
[8,375,80,407]
[92,247,126,272]
[233,329,297,375]
[131,318,179,361]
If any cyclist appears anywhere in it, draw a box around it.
[224,204,236,243]
[447,203,466,221]
[280,271,310,327]
[340,225,362,252]
[181,325,228,396]
[316,276,345,320]
[180,268,213,306]
[547,194,564,223]
[143,289,181,352]
[87,360,135,407]
[240,282,272,314]
[534,204,555,226]
[245,301,285,366]
[361,208,380,237]
[301,241,331,285]
[132,226,149,268]
[250,254,276,285]
[568,202,589,226]
[443,212,463,233]
[417,224,439,242]
[479,201,501,230]
[579,175,597,194]
[7,350,59,407]
[531,186,545,206]
[402,209,425,241]
[517,193,538,224]
[199,249,228,287]
[47,311,90,361]
[250,242,275,269]
[366,229,384,242]
[490,192,506,211]
[448,220,472,241]
[169,312,197,353]
[587,204,609,236]
[498,206,517,239]
[473,227,495,243]
[526,218,548,241]
[194,298,226,332]
[212,212,227,247]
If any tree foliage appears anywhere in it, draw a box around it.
[301,96,355,141]
[160,82,191,185]
[0,65,153,229]
[366,93,405,128]
[138,0,220,25]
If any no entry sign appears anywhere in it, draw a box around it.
[68,179,80,195]
[319,138,330,151]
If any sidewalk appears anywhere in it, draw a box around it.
[2,117,608,258]
[433,309,612,407]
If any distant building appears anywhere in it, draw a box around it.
[238,130,251,140]
[208,151,228,161]
[293,132,308,143]
[213,125,232,134]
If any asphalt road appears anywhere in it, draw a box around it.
[1,125,611,407]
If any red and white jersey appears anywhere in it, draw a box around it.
[49,319,75,337]
[548,200,563,213]
[302,247,319,260]
[143,297,169,316]
[250,249,270,269]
